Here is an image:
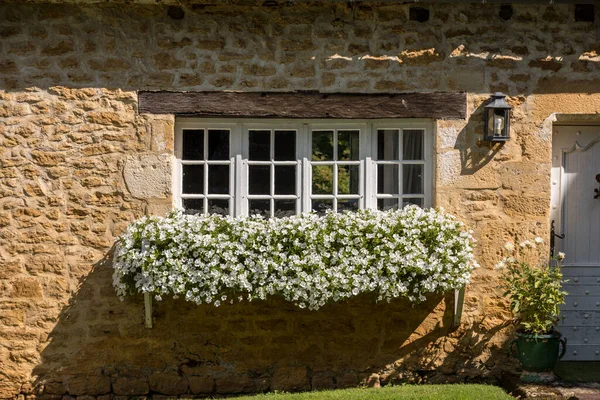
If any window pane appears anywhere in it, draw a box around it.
[377,130,399,160]
[208,165,229,194]
[208,129,229,160]
[377,164,399,195]
[275,166,296,195]
[274,130,296,161]
[249,165,270,195]
[208,199,229,216]
[403,198,424,208]
[378,198,399,211]
[249,130,271,161]
[312,131,333,161]
[403,130,424,160]
[182,165,204,194]
[338,199,358,212]
[249,199,270,218]
[182,129,204,160]
[183,198,204,214]
[312,199,333,215]
[338,165,359,195]
[312,165,333,194]
[338,130,359,161]
[274,200,296,218]
[403,164,424,194]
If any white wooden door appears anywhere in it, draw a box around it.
[551,125,600,361]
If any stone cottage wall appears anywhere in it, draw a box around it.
[1,2,600,398]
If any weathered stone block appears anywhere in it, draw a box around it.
[123,154,172,199]
[271,367,309,392]
[111,378,149,396]
[67,376,111,396]
[188,377,213,395]
[148,374,188,395]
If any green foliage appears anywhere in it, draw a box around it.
[233,385,514,400]
[496,240,567,335]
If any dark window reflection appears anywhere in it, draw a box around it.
[312,199,333,215]
[377,164,399,195]
[338,165,359,195]
[182,130,204,160]
[249,199,270,218]
[208,199,229,216]
[403,130,424,160]
[312,131,334,161]
[338,199,358,212]
[274,200,296,218]
[377,199,398,211]
[402,198,424,208]
[338,130,359,161]
[208,130,230,160]
[403,164,423,194]
[377,130,399,160]
[183,198,204,214]
[208,165,229,194]
[249,130,271,161]
[312,165,333,194]
[275,166,296,195]
[274,131,296,161]
[249,165,270,195]
[182,165,204,194]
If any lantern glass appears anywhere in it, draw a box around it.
[484,93,511,142]
[488,110,506,137]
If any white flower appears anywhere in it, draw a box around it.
[557,252,565,261]
[494,261,507,270]
[504,242,515,252]
[534,237,544,244]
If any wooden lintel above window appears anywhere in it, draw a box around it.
[138,91,466,120]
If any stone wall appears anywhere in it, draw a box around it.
[1,2,600,399]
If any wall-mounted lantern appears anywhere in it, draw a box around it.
[484,92,512,142]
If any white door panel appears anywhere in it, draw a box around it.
[552,125,600,361]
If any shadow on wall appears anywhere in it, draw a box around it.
[29,248,513,398]
[455,101,505,177]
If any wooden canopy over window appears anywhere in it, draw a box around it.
[138,91,466,120]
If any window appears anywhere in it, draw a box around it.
[175,119,433,217]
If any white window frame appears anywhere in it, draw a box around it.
[174,118,434,216]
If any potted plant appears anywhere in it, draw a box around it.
[496,238,568,377]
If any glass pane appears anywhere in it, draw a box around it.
[275,166,296,195]
[208,129,229,160]
[338,130,360,161]
[182,129,204,160]
[249,130,271,161]
[312,131,334,161]
[403,130,424,160]
[338,165,359,195]
[338,199,359,212]
[378,130,399,160]
[274,130,296,161]
[377,164,399,195]
[249,165,270,195]
[402,198,424,208]
[183,198,204,215]
[274,200,296,218]
[249,199,270,218]
[208,165,229,194]
[208,199,229,216]
[182,164,204,194]
[403,164,424,194]
[312,199,333,215]
[312,165,333,194]
[377,198,399,211]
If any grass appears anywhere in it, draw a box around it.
[233,384,513,400]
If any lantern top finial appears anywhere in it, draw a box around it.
[485,92,513,110]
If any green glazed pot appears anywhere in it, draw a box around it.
[509,331,567,372]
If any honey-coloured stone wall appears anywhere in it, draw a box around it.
[1,1,600,398]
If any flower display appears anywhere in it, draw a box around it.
[112,206,478,310]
